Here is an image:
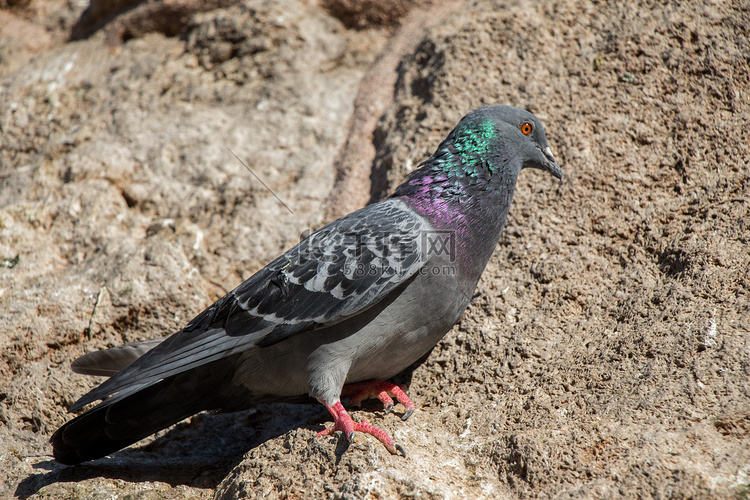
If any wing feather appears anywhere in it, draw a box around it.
[70,198,431,411]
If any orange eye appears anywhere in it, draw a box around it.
[520,122,534,135]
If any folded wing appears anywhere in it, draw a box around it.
[69,198,431,412]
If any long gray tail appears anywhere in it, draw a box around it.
[51,354,242,465]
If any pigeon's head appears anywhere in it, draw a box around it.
[448,105,562,181]
[392,105,561,210]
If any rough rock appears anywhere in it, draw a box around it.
[1,0,748,498]
[321,0,436,29]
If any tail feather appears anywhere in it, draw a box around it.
[52,354,245,465]
[71,338,166,376]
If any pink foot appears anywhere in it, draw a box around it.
[341,379,416,421]
[317,401,407,457]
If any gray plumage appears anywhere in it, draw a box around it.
[51,105,561,464]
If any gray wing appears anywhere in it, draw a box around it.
[69,198,432,412]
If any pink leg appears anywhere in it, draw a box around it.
[341,379,416,421]
[317,401,406,456]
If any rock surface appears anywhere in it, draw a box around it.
[1,0,748,498]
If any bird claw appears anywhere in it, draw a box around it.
[319,401,406,457]
[381,441,406,456]
[319,380,416,456]
[342,379,416,419]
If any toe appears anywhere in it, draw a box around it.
[401,407,414,421]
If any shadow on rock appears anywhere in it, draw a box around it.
[15,355,428,498]
[15,403,324,498]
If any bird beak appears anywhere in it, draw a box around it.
[541,146,562,180]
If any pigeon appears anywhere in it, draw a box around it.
[51,105,562,465]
